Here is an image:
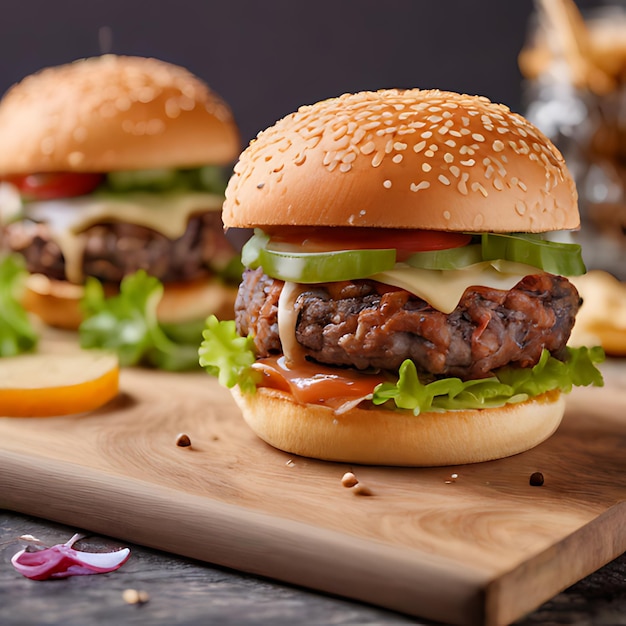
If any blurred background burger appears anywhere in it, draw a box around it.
[0,55,241,341]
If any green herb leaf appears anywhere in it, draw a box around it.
[0,254,38,356]
[79,270,201,370]
[198,316,260,393]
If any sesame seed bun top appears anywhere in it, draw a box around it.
[223,89,579,233]
[0,55,240,175]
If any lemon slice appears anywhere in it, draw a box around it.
[0,351,119,417]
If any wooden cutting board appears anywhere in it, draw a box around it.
[1,338,626,626]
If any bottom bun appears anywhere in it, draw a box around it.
[231,386,566,466]
[23,273,237,330]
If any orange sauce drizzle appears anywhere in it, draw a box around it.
[253,356,386,409]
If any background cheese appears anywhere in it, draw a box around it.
[20,192,224,283]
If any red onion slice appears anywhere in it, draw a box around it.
[11,533,130,580]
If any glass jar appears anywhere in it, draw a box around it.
[519,4,626,278]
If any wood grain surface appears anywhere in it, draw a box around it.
[1,338,626,626]
[5,509,626,626]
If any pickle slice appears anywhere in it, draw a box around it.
[481,233,586,276]
[257,247,396,283]
[406,244,483,270]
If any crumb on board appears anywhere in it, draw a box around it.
[352,483,373,496]
[123,589,150,605]
[445,473,459,484]
[341,472,358,488]
[175,433,191,447]
[341,471,373,495]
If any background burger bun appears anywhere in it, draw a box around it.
[223,89,579,233]
[232,387,565,466]
[0,54,240,174]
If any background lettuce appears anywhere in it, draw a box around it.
[0,255,38,356]
[80,271,200,370]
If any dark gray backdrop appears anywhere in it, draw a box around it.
[0,0,606,146]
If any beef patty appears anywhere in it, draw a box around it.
[235,268,582,381]
[3,211,232,284]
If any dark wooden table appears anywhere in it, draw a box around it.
[2,509,626,626]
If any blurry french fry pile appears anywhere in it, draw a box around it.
[569,271,626,355]
[519,0,626,355]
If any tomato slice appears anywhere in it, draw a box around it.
[3,172,105,200]
[266,226,472,254]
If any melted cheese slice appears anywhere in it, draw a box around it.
[372,260,542,314]
[24,191,224,238]
[8,191,224,284]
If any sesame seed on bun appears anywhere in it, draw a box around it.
[0,55,240,175]
[223,89,578,233]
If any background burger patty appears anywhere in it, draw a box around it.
[4,212,231,284]
[236,268,582,380]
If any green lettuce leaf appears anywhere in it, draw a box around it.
[372,361,522,413]
[372,346,605,415]
[79,270,201,371]
[0,254,38,356]
[198,316,261,393]
[101,165,229,195]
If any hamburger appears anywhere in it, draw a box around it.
[199,88,604,466]
[0,55,240,333]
